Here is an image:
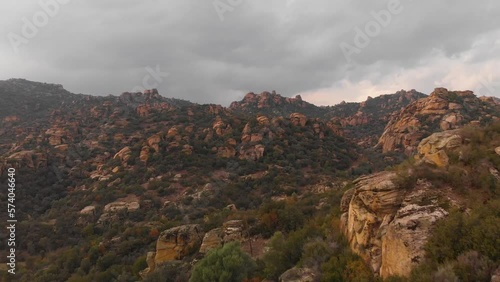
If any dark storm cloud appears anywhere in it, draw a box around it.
[1,0,499,105]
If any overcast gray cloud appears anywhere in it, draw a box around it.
[1,0,499,105]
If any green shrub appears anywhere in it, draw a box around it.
[190,242,256,282]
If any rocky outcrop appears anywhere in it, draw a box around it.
[147,134,161,153]
[114,147,132,164]
[239,144,265,161]
[341,172,449,278]
[140,146,150,163]
[279,267,317,282]
[199,228,223,254]
[377,88,500,154]
[154,224,204,265]
[415,130,462,167]
[6,150,47,169]
[222,220,244,242]
[199,220,244,254]
[217,146,236,158]
[290,113,307,127]
[229,91,319,117]
[79,206,96,215]
[139,252,157,279]
[103,201,140,213]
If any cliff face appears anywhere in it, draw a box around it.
[377,88,500,154]
[340,171,449,278]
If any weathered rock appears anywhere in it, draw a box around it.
[239,144,265,161]
[167,127,179,138]
[139,252,157,279]
[80,206,96,215]
[279,267,317,282]
[341,172,449,278]
[114,147,132,163]
[155,224,204,264]
[290,113,307,127]
[147,134,161,152]
[342,172,404,272]
[377,88,498,154]
[218,146,236,158]
[223,220,244,243]
[381,203,447,278]
[199,228,223,254]
[340,187,355,212]
[7,150,47,169]
[140,146,150,163]
[416,130,462,167]
[103,201,140,213]
[257,115,270,125]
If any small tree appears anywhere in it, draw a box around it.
[190,242,256,282]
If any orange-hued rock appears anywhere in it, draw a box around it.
[341,172,448,278]
[250,133,263,143]
[227,138,237,146]
[199,228,223,254]
[217,146,236,158]
[212,118,232,136]
[45,127,67,146]
[290,113,307,127]
[199,220,244,254]
[415,130,462,167]
[136,102,174,117]
[147,134,162,153]
[7,150,47,169]
[154,224,204,264]
[3,115,20,123]
[257,115,270,125]
[114,147,132,163]
[55,144,69,152]
[140,146,150,163]
[377,88,500,154]
[239,144,265,161]
[167,127,178,138]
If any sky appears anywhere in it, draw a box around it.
[1,0,500,106]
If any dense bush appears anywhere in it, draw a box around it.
[190,242,256,282]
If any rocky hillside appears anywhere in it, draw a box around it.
[229,91,325,117]
[230,89,427,147]
[325,89,426,147]
[377,87,500,154]
[0,79,499,281]
[342,122,500,280]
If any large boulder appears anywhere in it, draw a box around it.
[154,224,204,265]
[415,130,462,167]
[380,181,448,277]
[199,220,245,254]
[341,172,405,272]
[199,228,223,254]
[341,172,448,278]
[290,113,307,127]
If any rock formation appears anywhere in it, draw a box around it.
[377,88,500,154]
[154,224,204,265]
[415,130,462,167]
[341,171,448,278]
